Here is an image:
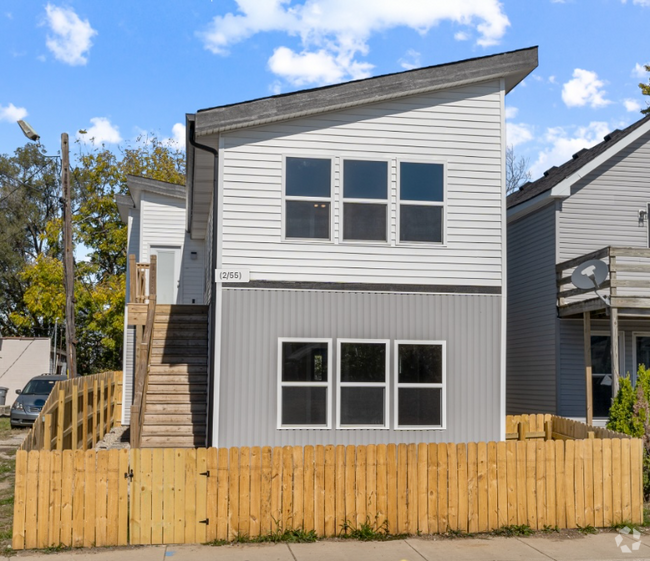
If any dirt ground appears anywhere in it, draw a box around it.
[0,419,29,555]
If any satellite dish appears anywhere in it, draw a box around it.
[571,259,609,290]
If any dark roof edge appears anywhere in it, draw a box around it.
[126,174,186,201]
[195,46,538,137]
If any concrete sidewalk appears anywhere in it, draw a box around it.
[6,531,650,561]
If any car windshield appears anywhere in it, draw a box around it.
[21,379,58,395]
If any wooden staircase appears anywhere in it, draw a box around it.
[139,305,209,448]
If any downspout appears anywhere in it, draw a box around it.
[188,120,219,447]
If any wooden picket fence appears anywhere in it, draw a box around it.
[20,371,122,452]
[505,414,632,441]
[13,437,643,549]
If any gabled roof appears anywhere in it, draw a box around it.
[194,46,538,137]
[508,114,650,214]
[115,175,186,224]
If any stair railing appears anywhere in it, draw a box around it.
[130,255,157,448]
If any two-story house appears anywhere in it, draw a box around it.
[507,113,650,425]
[122,47,538,448]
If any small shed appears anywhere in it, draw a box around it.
[0,338,52,406]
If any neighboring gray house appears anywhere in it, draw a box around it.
[124,47,538,448]
[0,337,52,404]
[507,114,650,424]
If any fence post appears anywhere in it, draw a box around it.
[82,379,89,451]
[43,415,52,451]
[57,389,65,451]
[518,422,527,441]
[71,381,78,450]
[92,378,98,447]
[545,421,552,441]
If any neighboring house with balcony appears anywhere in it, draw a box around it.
[507,114,650,424]
[121,47,538,448]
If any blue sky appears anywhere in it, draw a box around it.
[1,0,648,180]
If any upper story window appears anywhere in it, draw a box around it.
[284,157,331,240]
[342,160,388,242]
[399,162,445,243]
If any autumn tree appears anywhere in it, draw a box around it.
[3,136,185,374]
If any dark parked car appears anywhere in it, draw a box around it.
[10,374,67,428]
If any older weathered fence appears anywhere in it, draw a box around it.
[13,435,643,549]
[20,371,122,452]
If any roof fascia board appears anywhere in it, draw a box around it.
[126,175,186,208]
[186,113,196,234]
[115,193,134,224]
[549,119,650,199]
[195,47,537,137]
[507,190,561,222]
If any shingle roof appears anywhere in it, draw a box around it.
[507,114,650,209]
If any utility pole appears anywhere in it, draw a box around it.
[61,133,77,378]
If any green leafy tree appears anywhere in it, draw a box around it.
[640,63,650,115]
[3,135,185,374]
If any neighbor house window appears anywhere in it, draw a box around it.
[337,340,389,428]
[395,341,445,428]
[285,157,331,240]
[635,333,650,376]
[591,334,621,418]
[342,159,388,242]
[399,162,445,243]
[278,339,331,428]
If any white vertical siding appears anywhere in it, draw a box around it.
[218,81,505,287]
[558,131,650,261]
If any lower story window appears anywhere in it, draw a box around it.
[278,339,331,428]
[337,340,389,428]
[395,341,445,428]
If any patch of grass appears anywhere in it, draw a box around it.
[40,544,72,554]
[576,525,598,535]
[442,528,475,539]
[339,519,406,541]
[492,524,534,537]
[644,507,650,527]
[0,498,13,507]
[611,520,642,532]
[541,525,560,534]
[0,420,12,440]
[208,527,319,546]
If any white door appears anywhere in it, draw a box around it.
[150,246,181,304]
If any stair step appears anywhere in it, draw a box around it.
[140,435,206,448]
[149,356,207,365]
[152,329,208,340]
[146,403,207,414]
[142,424,206,435]
[144,414,207,425]
[149,375,208,384]
[156,305,208,313]
[147,384,207,394]
[146,394,207,404]
[149,364,208,375]
[151,340,208,349]
[155,314,208,323]
[150,348,207,357]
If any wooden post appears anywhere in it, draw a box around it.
[71,381,78,450]
[129,255,137,303]
[545,420,552,441]
[584,312,593,426]
[609,251,620,398]
[61,133,77,378]
[43,415,52,451]
[518,421,527,441]
[149,255,157,298]
[92,378,98,447]
[82,379,88,451]
[56,389,65,451]
[610,307,620,399]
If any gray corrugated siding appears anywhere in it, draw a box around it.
[506,202,558,414]
[559,317,650,417]
[218,288,502,448]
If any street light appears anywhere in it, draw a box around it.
[17,121,77,379]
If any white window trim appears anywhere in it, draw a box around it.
[336,339,390,430]
[340,157,391,245]
[632,331,650,382]
[282,156,334,243]
[277,337,333,430]
[396,159,447,247]
[394,340,446,430]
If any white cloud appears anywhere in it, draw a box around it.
[629,0,650,5]
[506,122,533,147]
[399,49,421,70]
[454,31,470,41]
[0,103,28,123]
[549,75,556,84]
[624,98,642,112]
[199,0,510,86]
[167,123,186,149]
[529,121,610,179]
[77,117,122,145]
[561,69,611,108]
[505,106,518,119]
[44,4,97,66]
[632,62,648,78]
